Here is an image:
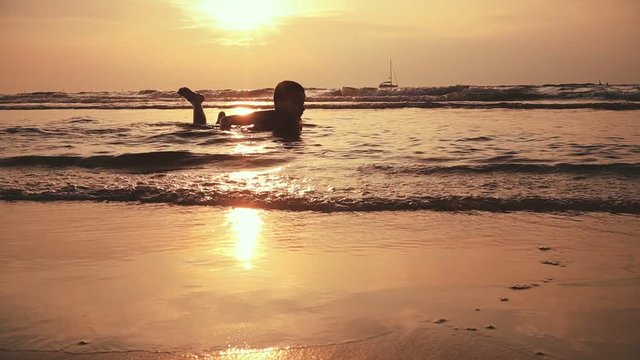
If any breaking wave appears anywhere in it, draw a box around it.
[0,151,286,171]
[1,187,637,214]
[1,83,639,110]
[367,163,640,177]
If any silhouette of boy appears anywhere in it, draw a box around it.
[178,80,305,138]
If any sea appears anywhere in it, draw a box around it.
[1,83,639,211]
[1,84,640,359]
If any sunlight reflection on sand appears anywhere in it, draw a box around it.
[226,208,263,270]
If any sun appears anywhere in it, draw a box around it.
[190,0,290,31]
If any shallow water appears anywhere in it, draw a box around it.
[1,102,639,359]
[1,108,639,212]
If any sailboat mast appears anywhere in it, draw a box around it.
[379,58,398,88]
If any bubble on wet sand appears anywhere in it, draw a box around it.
[510,283,534,290]
[541,260,561,266]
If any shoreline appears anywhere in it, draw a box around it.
[0,326,545,359]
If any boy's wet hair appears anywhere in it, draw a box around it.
[273,80,305,103]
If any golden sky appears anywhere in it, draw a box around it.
[1,0,639,92]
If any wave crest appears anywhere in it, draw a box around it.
[1,187,637,214]
[367,163,640,177]
[0,151,286,171]
[2,84,639,110]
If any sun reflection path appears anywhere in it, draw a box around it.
[217,346,287,359]
[224,167,308,197]
[226,208,263,270]
[231,143,268,155]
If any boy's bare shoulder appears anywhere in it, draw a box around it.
[250,110,278,130]
[222,110,300,137]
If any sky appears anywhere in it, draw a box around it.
[1,0,639,92]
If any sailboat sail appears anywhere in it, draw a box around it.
[379,59,398,88]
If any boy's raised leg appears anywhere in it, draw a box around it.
[178,87,206,125]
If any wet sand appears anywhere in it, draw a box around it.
[0,327,543,360]
[1,202,640,359]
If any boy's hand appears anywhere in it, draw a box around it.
[217,111,230,130]
[219,117,231,130]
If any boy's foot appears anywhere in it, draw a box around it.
[178,87,205,105]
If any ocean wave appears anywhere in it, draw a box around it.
[337,84,640,101]
[2,101,639,111]
[66,116,99,123]
[2,126,49,134]
[0,188,637,214]
[1,125,131,137]
[306,102,640,110]
[0,151,286,171]
[1,84,639,110]
[367,163,640,177]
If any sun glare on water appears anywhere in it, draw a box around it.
[189,0,291,31]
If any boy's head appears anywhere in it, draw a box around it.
[274,80,305,119]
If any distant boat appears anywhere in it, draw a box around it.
[379,59,398,88]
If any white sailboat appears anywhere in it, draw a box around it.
[378,59,398,88]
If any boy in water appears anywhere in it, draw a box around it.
[178,80,305,138]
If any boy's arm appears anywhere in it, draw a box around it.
[217,111,274,130]
[218,114,254,130]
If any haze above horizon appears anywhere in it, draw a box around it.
[1,0,639,92]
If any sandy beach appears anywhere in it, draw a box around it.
[2,202,639,359]
[2,0,640,358]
